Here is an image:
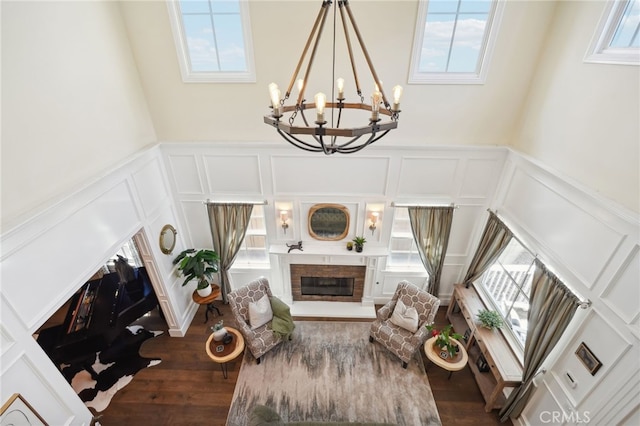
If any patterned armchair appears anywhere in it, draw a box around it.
[369,281,441,368]
[228,277,287,364]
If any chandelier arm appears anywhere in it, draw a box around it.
[338,1,362,100]
[299,1,332,107]
[298,108,322,144]
[337,130,390,154]
[288,1,331,106]
[277,129,325,153]
[342,1,390,108]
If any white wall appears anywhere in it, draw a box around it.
[161,142,507,302]
[494,151,639,426]
[119,0,553,146]
[0,147,196,424]
[1,0,157,229]
[512,0,640,213]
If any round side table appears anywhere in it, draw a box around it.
[205,327,245,379]
[192,284,222,323]
[424,336,468,379]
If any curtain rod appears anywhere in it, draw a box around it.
[203,199,268,205]
[391,202,458,208]
[487,209,592,310]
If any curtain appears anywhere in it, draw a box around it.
[499,259,580,422]
[408,206,454,297]
[207,203,254,303]
[463,211,513,287]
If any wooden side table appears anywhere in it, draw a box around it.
[192,284,222,323]
[205,327,245,379]
[424,336,468,379]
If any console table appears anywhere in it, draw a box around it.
[446,284,523,412]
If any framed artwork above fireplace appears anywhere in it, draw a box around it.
[308,203,350,241]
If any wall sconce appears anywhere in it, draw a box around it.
[280,210,289,234]
[369,211,379,235]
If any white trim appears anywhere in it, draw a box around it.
[584,0,640,66]
[408,0,505,85]
[165,0,256,83]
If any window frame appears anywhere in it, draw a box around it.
[585,0,640,65]
[231,205,270,268]
[386,208,427,271]
[166,0,256,83]
[408,0,505,84]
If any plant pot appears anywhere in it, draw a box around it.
[213,327,227,342]
[197,285,212,297]
[355,245,363,253]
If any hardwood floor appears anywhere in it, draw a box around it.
[95,304,510,425]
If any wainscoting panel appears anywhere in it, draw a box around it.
[0,323,15,357]
[396,157,459,196]
[599,245,640,325]
[167,154,203,194]
[447,204,485,257]
[271,155,390,196]
[500,166,623,287]
[203,154,263,195]
[179,200,210,249]
[2,180,140,330]
[132,157,169,218]
[459,158,504,199]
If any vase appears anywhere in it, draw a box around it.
[355,245,363,253]
[197,285,212,297]
[213,327,227,342]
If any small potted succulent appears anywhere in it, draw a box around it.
[173,248,220,297]
[477,309,504,330]
[352,236,366,252]
[211,320,227,342]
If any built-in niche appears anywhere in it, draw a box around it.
[308,203,350,241]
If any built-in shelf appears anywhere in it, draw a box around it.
[269,244,389,257]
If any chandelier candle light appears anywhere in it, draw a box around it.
[264,0,403,155]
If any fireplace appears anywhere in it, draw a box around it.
[290,264,365,302]
[301,277,354,297]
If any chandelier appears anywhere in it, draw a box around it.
[263,0,403,155]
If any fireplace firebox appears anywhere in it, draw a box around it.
[301,277,354,297]
[290,264,365,302]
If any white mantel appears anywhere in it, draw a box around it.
[269,244,388,318]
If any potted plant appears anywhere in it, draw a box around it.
[352,236,367,252]
[477,309,504,330]
[426,324,464,360]
[173,248,220,297]
[211,320,227,342]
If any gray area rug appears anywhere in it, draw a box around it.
[226,321,441,425]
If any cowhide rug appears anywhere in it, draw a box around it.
[61,325,162,412]
[227,321,441,425]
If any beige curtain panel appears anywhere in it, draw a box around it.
[207,203,254,303]
[499,259,580,421]
[408,206,454,297]
[463,211,513,287]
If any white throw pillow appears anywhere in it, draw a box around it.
[248,294,273,330]
[389,299,419,333]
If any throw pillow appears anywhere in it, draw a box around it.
[389,299,419,333]
[249,294,273,330]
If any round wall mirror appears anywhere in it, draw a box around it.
[308,204,350,241]
[159,224,177,255]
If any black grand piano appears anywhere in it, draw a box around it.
[37,264,158,376]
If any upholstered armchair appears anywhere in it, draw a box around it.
[369,281,441,368]
[228,277,288,364]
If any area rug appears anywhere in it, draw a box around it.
[60,325,162,412]
[226,321,441,425]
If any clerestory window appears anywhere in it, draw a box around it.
[166,0,256,82]
[585,0,640,65]
[409,0,505,84]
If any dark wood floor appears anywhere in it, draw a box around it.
[93,304,510,425]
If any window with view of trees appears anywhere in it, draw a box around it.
[476,238,535,348]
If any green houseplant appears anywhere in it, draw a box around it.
[477,309,504,330]
[352,236,367,252]
[426,324,463,359]
[173,249,220,297]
